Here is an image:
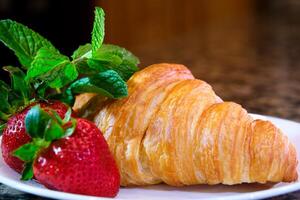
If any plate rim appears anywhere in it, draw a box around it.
[0,113,299,200]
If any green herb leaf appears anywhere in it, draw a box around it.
[0,111,9,121]
[86,58,107,72]
[21,162,34,181]
[0,20,58,68]
[0,123,7,135]
[94,44,139,66]
[91,44,140,80]
[3,66,31,102]
[0,80,12,114]
[71,44,95,75]
[27,47,78,89]
[71,43,92,60]
[92,7,105,54]
[67,70,128,100]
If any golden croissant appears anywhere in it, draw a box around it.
[73,63,298,186]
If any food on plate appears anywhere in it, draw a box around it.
[14,106,120,197]
[0,6,139,197]
[0,3,298,198]
[1,101,70,173]
[74,63,298,186]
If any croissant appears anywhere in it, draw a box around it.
[73,63,298,186]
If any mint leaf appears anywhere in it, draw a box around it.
[0,123,7,135]
[71,44,95,75]
[3,66,31,102]
[0,20,58,68]
[21,162,34,181]
[71,43,92,60]
[94,44,140,66]
[0,80,12,114]
[0,111,9,121]
[91,44,140,80]
[87,58,107,72]
[27,47,78,89]
[68,70,128,98]
[92,7,105,54]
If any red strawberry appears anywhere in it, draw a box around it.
[33,118,120,197]
[1,101,72,173]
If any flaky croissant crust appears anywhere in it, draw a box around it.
[74,63,298,186]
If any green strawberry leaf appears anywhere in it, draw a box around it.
[25,105,53,138]
[25,105,66,140]
[92,7,105,54]
[13,142,42,162]
[13,138,50,180]
[66,70,128,103]
[27,47,78,89]
[44,120,65,141]
[3,66,31,103]
[0,20,58,68]
[51,110,63,124]
[21,162,34,181]
[62,108,72,124]
[25,105,76,141]
[64,119,77,138]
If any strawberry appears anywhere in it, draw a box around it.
[1,101,71,173]
[34,118,120,197]
[13,105,120,198]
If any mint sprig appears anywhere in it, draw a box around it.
[91,44,140,80]
[0,6,140,124]
[0,20,58,68]
[13,105,77,180]
[64,70,128,105]
[92,7,105,54]
[4,66,31,103]
[27,47,78,89]
[0,70,32,130]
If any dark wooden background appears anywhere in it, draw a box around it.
[97,0,257,64]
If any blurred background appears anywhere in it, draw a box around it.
[0,0,299,120]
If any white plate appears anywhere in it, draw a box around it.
[0,114,300,200]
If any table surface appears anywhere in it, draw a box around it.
[1,2,300,200]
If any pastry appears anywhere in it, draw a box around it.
[74,63,298,186]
